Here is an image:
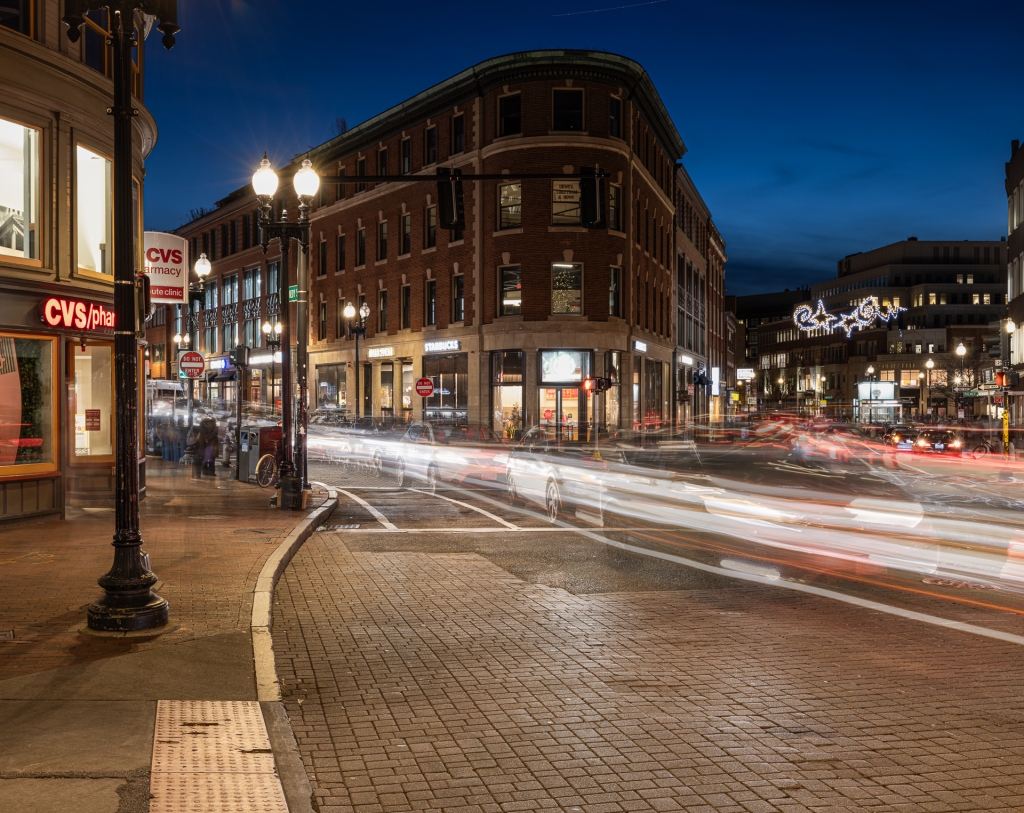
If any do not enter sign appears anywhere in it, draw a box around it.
[415,377,435,398]
[178,350,205,379]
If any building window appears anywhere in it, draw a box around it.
[0,334,56,473]
[242,267,261,301]
[71,342,114,459]
[552,89,584,131]
[336,234,346,271]
[378,290,388,332]
[318,239,327,277]
[491,350,524,439]
[552,180,581,225]
[400,213,411,255]
[0,0,35,37]
[336,296,346,337]
[609,266,621,316]
[498,94,521,137]
[377,147,388,179]
[500,265,522,316]
[452,114,465,153]
[984,293,992,305]
[552,262,582,314]
[425,279,436,326]
[267,261,279,295]
[222,274,238,305]
[425,127,437,165]
[973,293,980,305]
[608,184,621,231]
[318,301,327,341]
[356,228,366,266]
[450,222,464,243]
[425,206,437,248]
[609,97,621,138]
[499,183,521,229]
[401,284,411,329]
[0,117,40,263]
[377,221,388,261]
[401,138,411,174]
[76,144,112,275]
[356,157,366,192]
[336,168,346,200]
[318,182,327,207]
[452,274,465,322]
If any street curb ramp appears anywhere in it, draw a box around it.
[252,485,337,813]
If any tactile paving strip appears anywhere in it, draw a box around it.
[150,701,288,813]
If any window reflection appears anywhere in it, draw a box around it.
[76,145,112,276]
[0,117,40,262]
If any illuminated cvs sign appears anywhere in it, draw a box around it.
[40,297,114,332]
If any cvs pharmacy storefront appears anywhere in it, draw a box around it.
[0,283,146,521]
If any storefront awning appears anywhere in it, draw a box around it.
[208,371,236,382]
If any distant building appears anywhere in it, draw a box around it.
[733,288,811,367]
[1006,139,1024,424]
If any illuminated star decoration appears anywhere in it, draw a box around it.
[793,297,906,337]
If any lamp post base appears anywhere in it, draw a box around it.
[279,474,304,511]
[87,541,170,632]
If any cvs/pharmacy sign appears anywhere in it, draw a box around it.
[143,232,189,304]
[40,297,115,332]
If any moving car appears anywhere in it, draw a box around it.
[913,430,961,454]
[391,422,507,490]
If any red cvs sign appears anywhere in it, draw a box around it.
[41,297,114,332]
[415,377,435,398]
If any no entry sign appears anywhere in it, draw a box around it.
[178,350,205,379]
[415,377,435,398]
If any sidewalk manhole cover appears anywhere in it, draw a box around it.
[318,524,360,531]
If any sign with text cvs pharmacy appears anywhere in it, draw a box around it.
[143,232,189,304]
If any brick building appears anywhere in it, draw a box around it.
[1005,139,1024,424]
[159,50,727,436]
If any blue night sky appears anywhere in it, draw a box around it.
[143,0,1024,296]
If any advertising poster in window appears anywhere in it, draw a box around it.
[143,231,189,304]
[0,336,55,470]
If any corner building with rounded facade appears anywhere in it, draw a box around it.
[306,50,709,438]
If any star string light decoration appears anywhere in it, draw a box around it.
[793,296,905,337]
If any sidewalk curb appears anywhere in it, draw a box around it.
[251,488,337,700]
[252,486,336,813]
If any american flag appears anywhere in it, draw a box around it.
[0,337,16,376]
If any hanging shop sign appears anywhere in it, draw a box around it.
[424,340,461,353]
[737,368,755,380]
[143,232,189,304]
[367,346,395,358]
[40,296,114,332]
[678,354,694,366]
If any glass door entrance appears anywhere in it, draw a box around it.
[539,386,586,442]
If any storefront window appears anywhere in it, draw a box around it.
[0,335,55,471]
[76,145,112,276]
[539,350,590,442]
[423,353,468,424]
[72,343,113,459]
[643,358,664,431]
[316,363,347,411]
[0,117,41,263]
[551,263,582,314]
[401,362,413,420]
[604,351,621,431]
[380,363,394,419]
[491,351,524,439]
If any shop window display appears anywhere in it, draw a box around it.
[551,263,582,314]
[0,335,55,470]
[423,354,468,424]
[0,117,40,262]
[76,145,112,276]
[491,351,523,439]
[72,343,113,458]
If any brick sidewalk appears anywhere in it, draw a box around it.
[274,532,1024,813]
[0,459,326,681]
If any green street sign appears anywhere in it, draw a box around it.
[288,285,298,302]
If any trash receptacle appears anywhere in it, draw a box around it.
[240,425,284,483]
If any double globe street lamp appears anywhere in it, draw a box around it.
[343,301,372,419]
[252,155,319,508]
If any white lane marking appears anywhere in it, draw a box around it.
[319,526,656,534]
[408,487,520,529]
[445,483,1024,650]
[336,488,397,530]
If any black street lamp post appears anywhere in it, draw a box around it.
[344,302,371,419]
[262,320,282,416]
[252,155,319,508]
[62,0,179,632]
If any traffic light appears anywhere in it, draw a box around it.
[436,168,465,230]
[134,273,151,338]
[996,371,1020,388]
[583,377,612,393]
[579,166,604,228]
[985,333,1002,358]
[230,345,250,367]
